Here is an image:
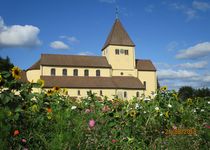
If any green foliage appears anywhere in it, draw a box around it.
[0,56,14,72]
[178,86,194,100]
[0,69,210,149]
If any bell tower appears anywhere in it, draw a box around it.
[102,19,136,70]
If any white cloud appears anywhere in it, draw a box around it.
[0,17,41,48]
[166,41,179,51]
[193,1,210,11]
[77,51,94,56]
[176,42,210,59]
[177,61,208,69]
[99,0,115,3]
[145,5,155,13]
[158,69,198,79]
[50,41,69,50]
[155,62,171,70]
[185,9,197,21]
[60,35,79,44]
[170,3,198,21]
[203,75,210,82]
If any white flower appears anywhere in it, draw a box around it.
[201,109,204,112]
[143,111,146,114]
[31,96,37,102]
[208,101,210,104]
[193,109,196,113]
[168,104,172,108]
[144,98,151,101]
[135,103,139,109]
[71,106,77,110]
[160,113,163,116]
[155,107,159,111]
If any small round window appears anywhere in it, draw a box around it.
[120,72,123,75]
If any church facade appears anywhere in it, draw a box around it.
[26,19,157,99]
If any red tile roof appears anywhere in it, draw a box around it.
[41,76,145,90]
[102,19,135,50]
[136,59,156,71]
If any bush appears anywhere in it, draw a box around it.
[0,67,210,149]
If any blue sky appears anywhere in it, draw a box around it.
[0,0,210,89]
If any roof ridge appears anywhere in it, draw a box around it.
[41,53,106,58]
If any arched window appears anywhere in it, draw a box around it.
[115,49,119,55]
[62,69,67,76]
[73,69,78,76]
[96,70,100,76]
[84,69,89,76]
[100,90,103,96]
[144,81,147,90]
[124,91,127,98]
[125,50,129,55]
[136,92,139,97]
[51,68,56,76]
[78,90,80,96]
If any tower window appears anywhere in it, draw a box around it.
[62,69,67,76]
[115,49,119,55]
[144,81,147,90]
[136,92,139,97]
[78,90,80,96]
[124,91,127,98]
[51,68,56,76]
[96,70,100,76]
[73,69,78,76]
[125,50,129,55]
[84,69,89,76]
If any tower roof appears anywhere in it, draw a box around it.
[102,19,135,50]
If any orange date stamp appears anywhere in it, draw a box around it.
[165,128,196,135]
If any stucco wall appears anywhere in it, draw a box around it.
[138,71,157,96]
[102,45,136,70]
[36,88,144,100]
[26,70,41,82]
[42,66,111,77]
[112,69,138,77]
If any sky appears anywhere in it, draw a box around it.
[0,0,210,90]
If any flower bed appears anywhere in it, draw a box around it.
[0,67,209,149]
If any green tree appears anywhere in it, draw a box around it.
[194,88,210,98]
[0,56,14,72]
[178,86,194,100]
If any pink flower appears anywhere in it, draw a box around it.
[172,125,177,130]
[102,105,110,113]
[21,138,27,143]
[89,119,95,128]
[85,109,91,114]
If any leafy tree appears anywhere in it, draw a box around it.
[194,88,210,98]
[178,86,194,100]
[157,78,160,89]
[0,56,14,72]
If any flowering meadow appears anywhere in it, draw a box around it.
[0,67,210,149]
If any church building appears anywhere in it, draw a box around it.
[25,19,157,99]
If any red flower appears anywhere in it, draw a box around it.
[206,125,210,129]
[47,108,52,113]
[13,130,20,136]
[112,139,117,143]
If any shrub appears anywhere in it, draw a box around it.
[0,68,209,149]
